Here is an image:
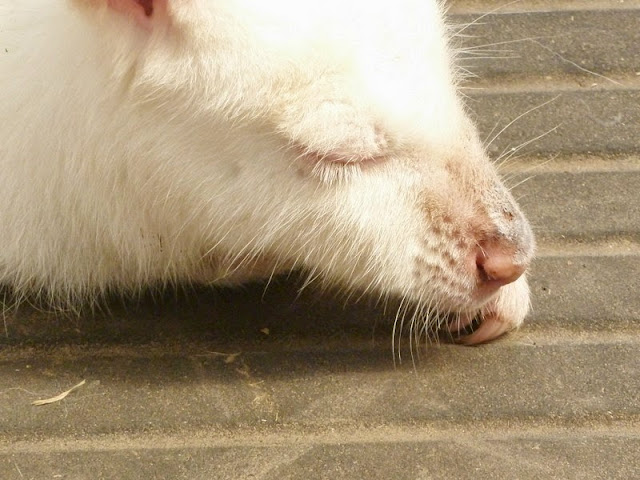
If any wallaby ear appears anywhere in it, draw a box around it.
[107,0,167,29]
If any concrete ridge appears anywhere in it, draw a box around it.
[536,237,640,257]
[509,329,640,345]
[499,155,640,174]
[463,73,640,95]
[448,0,640,15]
[2,420,639,453]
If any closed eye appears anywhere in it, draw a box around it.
[291,143,388,184]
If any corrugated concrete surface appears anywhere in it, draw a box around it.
[1,1,639,479]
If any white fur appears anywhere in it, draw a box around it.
[0,0,534,342]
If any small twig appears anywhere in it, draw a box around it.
[194,351,242,364]
[13,460,24,479]
[32,380,86,406]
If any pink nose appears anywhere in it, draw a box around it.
[475,242,526,288]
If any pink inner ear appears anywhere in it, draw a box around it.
[137,0,154,17]
[108,0,166,29]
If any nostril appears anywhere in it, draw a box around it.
[475,244,526,288]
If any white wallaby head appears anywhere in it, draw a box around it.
[0,0,534,344]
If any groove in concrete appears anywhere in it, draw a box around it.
[2,421,639,453]
[448,0,640,15]
[2,432,639,480]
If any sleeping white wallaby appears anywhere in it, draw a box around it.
[0,0,534,344]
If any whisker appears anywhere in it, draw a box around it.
[487,96,561,150]
[450,0,525,37]
[527,39,623,86]
[495,124,561,165]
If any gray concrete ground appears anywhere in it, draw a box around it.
[2,1,639,478]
